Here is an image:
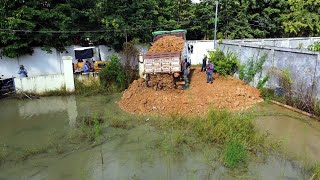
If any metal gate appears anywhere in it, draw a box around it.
[0,78,15,98]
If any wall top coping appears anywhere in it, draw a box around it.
[220,42,320,55]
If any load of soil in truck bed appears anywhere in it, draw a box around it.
[147,35,184,54]
[118,68,263,116]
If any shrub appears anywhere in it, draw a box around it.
[99,55,128,92]
[239,53,268,84]
[308,41,320,51]
[208,49,239,76]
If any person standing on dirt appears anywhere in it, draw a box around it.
[206,60,214,84]
[201,55,207,72]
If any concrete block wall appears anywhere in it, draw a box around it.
[236,37,320,49]
[0,45,116,79]
[14,58,75,94]
[219,41,320,98]
[14,74,65,94]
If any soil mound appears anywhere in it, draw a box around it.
[147,35,184,54]
[119,68,263,116]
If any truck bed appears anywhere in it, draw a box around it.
[144,52,181,74]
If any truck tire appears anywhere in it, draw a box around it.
[146,74,151,87]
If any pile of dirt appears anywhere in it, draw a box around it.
[147,35,184,54]
[148,74,175,90]
[118,68,263,116]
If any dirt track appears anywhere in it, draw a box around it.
[119,68,263,116]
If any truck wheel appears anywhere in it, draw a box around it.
[146,74,151,87]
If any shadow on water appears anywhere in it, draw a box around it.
[0,96,316,179]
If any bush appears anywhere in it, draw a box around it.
[208,49,239,76]
[99,55,128,92]
[308,41,320,51]
[239,53,268,84]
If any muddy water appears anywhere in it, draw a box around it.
[0,96,317,179]
[253,103,320,164]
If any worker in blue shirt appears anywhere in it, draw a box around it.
[82,61,90,73]
[18,65,28,77]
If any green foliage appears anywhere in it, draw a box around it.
[93,114,102,139]
[308,41,320,51]
[239,53,268,85]
[109,117,134,129]
[257,75,270,90]
[0,145,7,164]
[208,49,239,76]
[314,164,320,179]
[278,69,293,100]
[280,0,320,37]
[99,55,128,92]
[76,114,104,142]
[223,141,247,169]
[74,78,104,96]
[1,0,319,58]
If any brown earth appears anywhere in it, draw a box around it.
[147,35,184,54]
[118,68,263,116]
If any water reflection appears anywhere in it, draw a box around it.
[16,96,78,127]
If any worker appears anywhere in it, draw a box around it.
[82,61,90,73]
[201,55,207,72]
[18,65,28,77]
[206,60,214,84]
[183,59,189,87]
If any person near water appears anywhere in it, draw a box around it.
[206,60,214,84]
[201,55,207,72]
[18,65,28,77]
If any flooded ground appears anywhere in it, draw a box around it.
[0,95,318,179]
[253,103,320,165]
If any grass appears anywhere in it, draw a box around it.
[0,145,8,164]
[141,109,277,168]
[71,114,104,142]
[223,140,248,168]
[75,79,106,96]
[313,164,320,179]
[108,117,135,129]
[19,145,50,160]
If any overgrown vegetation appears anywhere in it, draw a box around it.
[1,0,319,58]
[0,145,7,165]
[99,55,129,92]
[261,68,320,117]
[208,49,239,76]
[73,114,104,142]
[223,141,248,168]
[74,78,105,96]
[239,52,268,88]
[147,110,276,168]
[313,164,320,179]
[308,41,320,52]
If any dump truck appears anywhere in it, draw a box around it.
[142,29,191,90]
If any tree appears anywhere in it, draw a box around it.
[280,0,320,37]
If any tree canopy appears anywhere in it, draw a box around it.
[0,0,319,58]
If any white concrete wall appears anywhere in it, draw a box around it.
[14,74,65,94]
[0,48,62,79]
[236,37,320,49]
[0,45,117,78]
[219,41,320,98]
[187,40,215,65]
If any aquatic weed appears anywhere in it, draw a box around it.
[223,140,248,169]
[0,145,8,164]
[312,164,320,179]
[19,146,50,160]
